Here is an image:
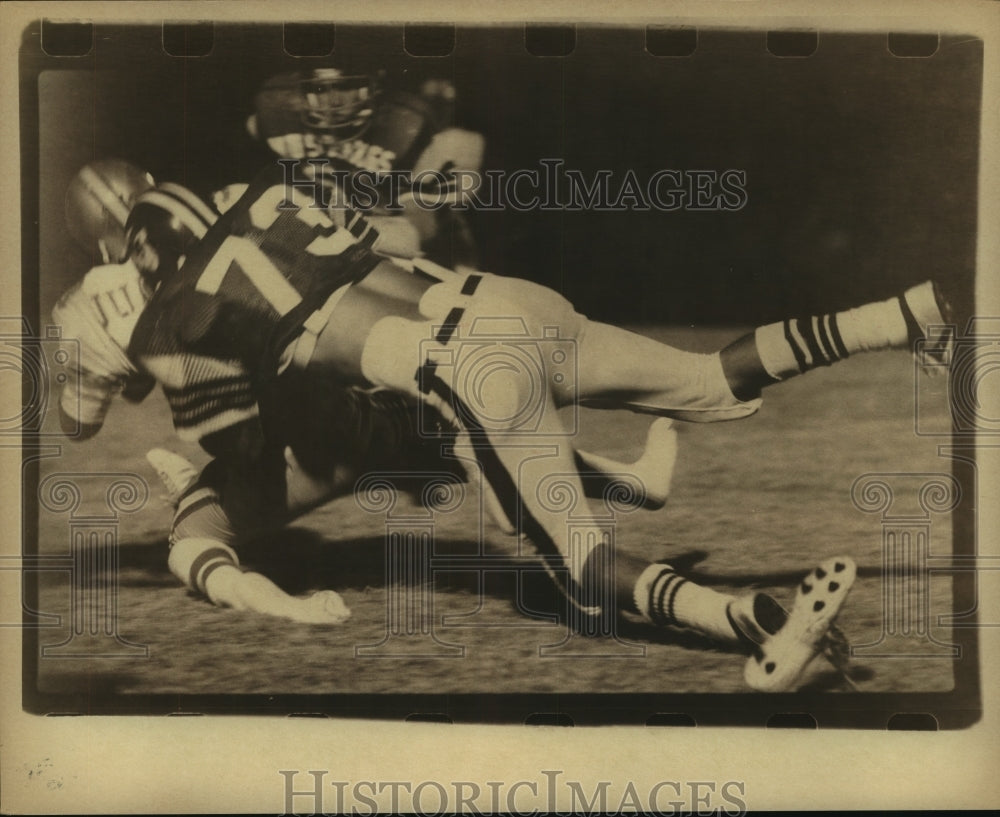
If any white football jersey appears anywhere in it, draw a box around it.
[51,260,154,430]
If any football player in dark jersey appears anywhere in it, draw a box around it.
[121,161,956,690]
[244,67,483,270]
[54,159,679,627]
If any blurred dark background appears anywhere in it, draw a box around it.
[29,24,981,325]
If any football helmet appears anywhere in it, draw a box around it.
[300,68,378,137]
[124,183,218,280]
[65,159,156,263]
[253,68,378,144]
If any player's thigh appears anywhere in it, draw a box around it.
[467,274,586,340]
[310,260,435,380]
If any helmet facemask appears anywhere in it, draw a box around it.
[299,69,377,142]
[124,184,218,282]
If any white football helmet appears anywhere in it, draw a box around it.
[65,159,156,264]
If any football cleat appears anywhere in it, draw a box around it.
[727,592,854,680]
[727,591,790,645]
[146,448,200,505]
[902,280,955,376]
[734,556,857,692]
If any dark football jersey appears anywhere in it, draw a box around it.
[253,83,442,173]
[129,164,383,444]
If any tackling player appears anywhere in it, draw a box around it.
[121,160,954,690]
[53,159,679,627]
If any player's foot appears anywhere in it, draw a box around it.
[146,448,199,505]
[572,418,678,510]
[288,590,352,625]
[728,594,855,688]
[726,591,790,645]
[732,556,857,692]
[902,280,955,375]
[631,418,677,509]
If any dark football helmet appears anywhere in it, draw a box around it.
[124,183,218,280]
[65,159,156,263]
[299,68,378,137]
[251,68,379,147]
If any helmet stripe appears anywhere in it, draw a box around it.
[157,183,219,228]
[138,189,214,238]
[78,165,132,228]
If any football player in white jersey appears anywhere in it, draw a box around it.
[54,159,161,439]
[120,161,959,691]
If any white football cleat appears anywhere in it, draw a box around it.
[146,448,200,505]
[735,556,857,692]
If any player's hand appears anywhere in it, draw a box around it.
[292,590,352,625]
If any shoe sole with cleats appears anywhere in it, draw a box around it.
[743,556,857,692]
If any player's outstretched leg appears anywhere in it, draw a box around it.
[571,279,951,419]
[719,280,952,400]
[340,267,625,614]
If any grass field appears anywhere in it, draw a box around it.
[30,327,960,709]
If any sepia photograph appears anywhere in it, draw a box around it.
[3,1,999,813]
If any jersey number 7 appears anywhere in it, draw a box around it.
[195,184,357,315]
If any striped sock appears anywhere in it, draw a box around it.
[634,564,740,643]
[755,296,910,381]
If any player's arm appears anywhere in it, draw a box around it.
[400,128,485,267]
[366,214,423,259]
[57,368,116,440]
[168,537,350,624]
[59,368,155,440]
[164,469,351,625]
[52,266,155,440]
